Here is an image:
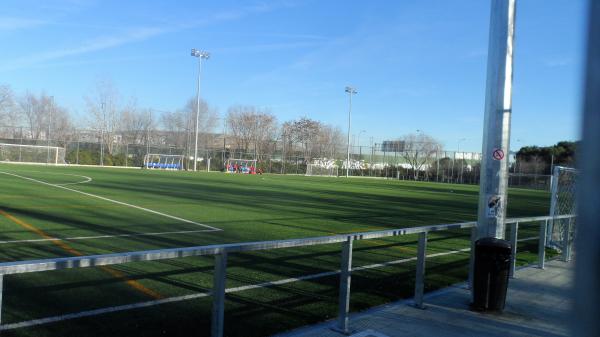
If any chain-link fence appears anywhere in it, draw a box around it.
[0,126,560,190]
[548,166,578,251]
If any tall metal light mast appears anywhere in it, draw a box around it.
[191,48,210,172]
[477,0,517,239]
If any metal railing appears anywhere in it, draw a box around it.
[505,214,576,277]
[0,214,576,337]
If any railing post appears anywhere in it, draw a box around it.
[211,252,228,337]
[336,237,353,334]
[563,218,573,262]
[468,226,477,291]
[509,222,519,278]
[414,232,427,309]
[0,274,3,327]
[538,220,548,269]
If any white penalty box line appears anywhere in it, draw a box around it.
[0,171,222,243]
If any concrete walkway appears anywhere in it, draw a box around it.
[275,260,573,337]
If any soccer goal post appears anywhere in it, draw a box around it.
[0,143,66,164]
[306,159,339,177]
[548,166,578,250]
[225,158,258,174]
[143,154,184,170]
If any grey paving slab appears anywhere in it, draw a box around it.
[274,260,573,337]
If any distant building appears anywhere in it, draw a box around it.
[380,140,406,152]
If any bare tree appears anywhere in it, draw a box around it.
[226,106,277,159]
[182,98,218,159]
[0,85,18,137]
[84,79,122,154]
[50,104,72,145]
[227,105,256,155]
[13,91,72,143]
[255,111,278,160]
[18,92,55,140]
[283,117,321,161]
[121,106,154,147]
[400,133,443,180]
[160,110,189,148]
[314,124,344,158]
[0,85,15,123]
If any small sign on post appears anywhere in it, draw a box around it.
[492,149,505,161]
[486,195,502,218]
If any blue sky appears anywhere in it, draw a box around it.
[0,0,586,151]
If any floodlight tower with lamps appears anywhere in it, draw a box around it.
[191,48,210,172]
[345,86,357,177]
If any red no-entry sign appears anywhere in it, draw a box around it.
[492,149,504,160]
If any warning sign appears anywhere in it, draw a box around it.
[492,149,504,160]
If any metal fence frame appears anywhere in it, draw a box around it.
[0,214,576,337]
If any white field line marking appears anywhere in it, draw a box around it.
[54,174,93,186]
[0,246,471,331]
[0,229,220,244]
[2,170,93,186]
[0,171,221,232]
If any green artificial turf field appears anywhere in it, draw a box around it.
[0,163,550,337]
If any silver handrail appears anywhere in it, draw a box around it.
[0,214,577,337]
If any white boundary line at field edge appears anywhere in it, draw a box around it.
[0,247,473,331]
[0,171,222,232]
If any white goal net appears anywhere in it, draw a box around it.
[143,154,184,170]
[548,166,578,251]
[225,159,258,174]
[306,158,339,177]
[0,143,66,164]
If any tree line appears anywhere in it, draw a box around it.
[0,81,349,164]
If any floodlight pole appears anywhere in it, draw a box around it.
[458,138,466,183]
[47,96,53,165]
[147,109,151,158]
[100,101,105,166]
[477,0,516,239]
[345,86,357,178]
[574,1,600,335]
[191,48,210,172]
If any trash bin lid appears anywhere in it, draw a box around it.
[475,237,511,249]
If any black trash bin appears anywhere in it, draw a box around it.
[472,237,512,312]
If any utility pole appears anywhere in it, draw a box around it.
[100,101,105,166]
[458,138,466,183]
[147,109,151,162]
[476,0,517,239]
[345,86,357,177]
[47,96,54,164]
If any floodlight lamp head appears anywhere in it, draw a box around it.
[191,49,210,59]
[345,86,357,94]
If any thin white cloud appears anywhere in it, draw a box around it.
[214,41,326,54]
[0,2,288,72]
[0,17,47,31]
[0,26,168,72]
[542,56,572,67]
